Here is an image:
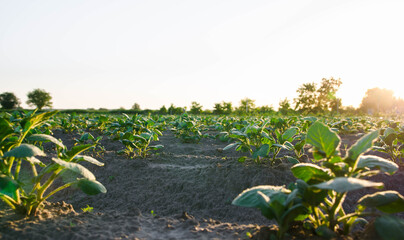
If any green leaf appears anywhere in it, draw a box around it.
[65,144,94,160]
[223,142,239,151]
[3,144,46,158]
[74,155,104,166]
[306,121,340,158]
[383,127,395,137]
[230,130,247,138]
[0,118,13,141]
[21,111,58,133]
[357,155,398,175]
[280,203,309,227]
[238,156,247,163]
[256,191,276,219]
[27,134,65,148]
[384,133,397,146]
[232,185,290,208]
[313,177,383,193]
[52,158,95,180]
[77,179,107,195]
[0,174,19,200]
[296,179,327,206]
[150,144,164,150]
[25,157,45,167]
[285,156,299,165]
[252,144,270,159]
[291,163,330,182]
[358,191,404,213]
[281,127,298,142]
[134,134,148,142]
[315,225,337,239]
[346,130,379,165]
[375,215,404,240]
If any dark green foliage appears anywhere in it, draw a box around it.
[0,92,20,109]
[26,89,52,110]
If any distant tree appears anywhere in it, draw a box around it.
[330,98,342,113]
[131,103,141,110]
[294,82,317,113]
[168,104,184,115]
[278,98,292,115]
[213,101,233,115]
[168,104,176,115]
[341,105,358,115]
[238,98,255,113]
[394,98,404,114]
[0,92,20,109]
[213,103,224,114]
[294,77,342,113]
[257,105,274,114]
[360,88,396,114]
[222,102,233,114]
[159,105,168,114]
[190,101,202,114]
[26,89,52,110]
[316,77,342,112]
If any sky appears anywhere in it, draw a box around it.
[1,0,404,110]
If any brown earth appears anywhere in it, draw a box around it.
[1,130,403,240]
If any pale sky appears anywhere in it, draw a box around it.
[1,0,403,110]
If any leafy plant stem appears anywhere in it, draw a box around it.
[312,206,321,227]
[42,182,75,202]
[7,157,15,176]
[31,163,38,177]
[37,169,62,199]
[328,192,346,231]
[0,194,18,209]
[14,159,22,180]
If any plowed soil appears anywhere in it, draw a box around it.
[1,130,403,239]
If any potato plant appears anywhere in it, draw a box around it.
[105,114,165,158]
[170,114,208,143]
[74,132,105,157]
[223,118,305,164]
[374,127,404,163]
[233,121,404,239]
[223,120,272,163]
[0,110,106,216]
[118,129,163,158]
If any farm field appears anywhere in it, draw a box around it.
[1,112,404,239]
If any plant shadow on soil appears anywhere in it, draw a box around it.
[1,130,404,239]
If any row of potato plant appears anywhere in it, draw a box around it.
[233,121,404,239]
[0,110,106,216]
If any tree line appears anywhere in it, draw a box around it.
[2,79,403,115]
[0,89,52,110]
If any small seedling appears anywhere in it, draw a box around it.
[81,205,94,213]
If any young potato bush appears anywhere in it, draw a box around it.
[0,110,106,216]
[233,121,404,239]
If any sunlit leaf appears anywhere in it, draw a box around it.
[52,158,95,180]
[74,155,104,166]
[358,191,404,213]
[3,144,46,158]
[27,134,65,148]
[346,130,379,165]
[291,163,330,182]
[313,177,383,193]
[306,121,340,158]
[77,179,107,195]
[357,155,398,175]
[375,215,404,240]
